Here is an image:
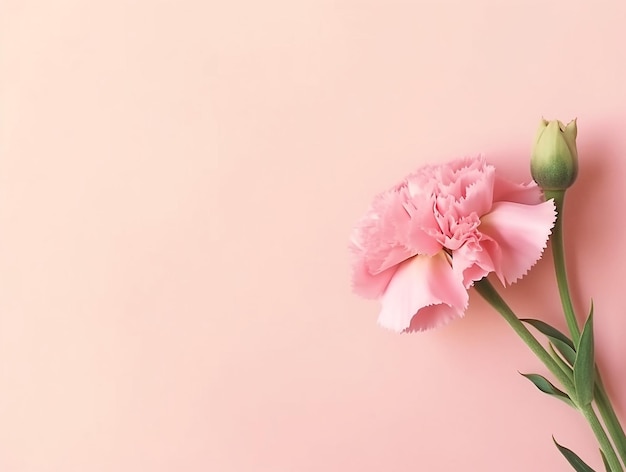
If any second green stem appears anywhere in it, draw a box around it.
[475,278,623,472]
[544,190,580,346]
[547,189,626,468]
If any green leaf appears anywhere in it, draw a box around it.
[549,342,573,377]
[553,437,597,472]
[553,338,577,366]
[520,373,574,407]
[521,318,575,349]
[574,311,595,406]
[521,318,576,365]
[600,449,611,472]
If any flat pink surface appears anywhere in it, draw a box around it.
[2,1,626,471]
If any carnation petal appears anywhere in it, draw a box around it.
[452,239,498,288]
[350,244,399,299]
[479,200,556,284]
[493,176,543,204]
[378,252,468,332]
[456,162,495,217]
[404,303,464,333]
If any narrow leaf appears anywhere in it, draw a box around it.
[574,312,595,406]
[549,342,573,377]
[553,338,577,366]
[521,318,577,365]
[521,318,575,348]
[520,373,574,407]
[600,449,611,472]
[553,437,596,472]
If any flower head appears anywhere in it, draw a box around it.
[531,118,578,190]
[350,156,556,332]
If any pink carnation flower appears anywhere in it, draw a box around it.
[350,156,556,332]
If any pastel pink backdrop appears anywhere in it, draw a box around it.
[2,1,626,471]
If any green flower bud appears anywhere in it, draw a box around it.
[530,118,578,190]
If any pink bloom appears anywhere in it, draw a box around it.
[350,156,556,332]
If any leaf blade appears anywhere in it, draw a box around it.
[521,318,575,349]
[521,318,577,365]
[553,437,597,472]
[520,373,574,407]
[600,449,611,472]
[553,338,577,366]
[574,311,595,406]
[549,342,574,377]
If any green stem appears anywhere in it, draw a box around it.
[546,189,626,467]
[476,277,624,468]
[596,373,626,466]
[474,278,574,393]
[544,189,580,345]
[582,404,624,472]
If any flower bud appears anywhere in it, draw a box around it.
[531,118,578,190]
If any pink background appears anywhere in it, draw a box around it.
[2,1,626,471]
